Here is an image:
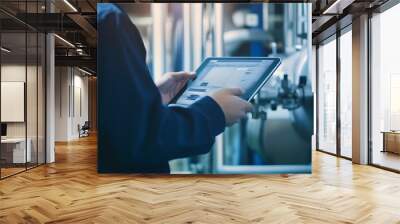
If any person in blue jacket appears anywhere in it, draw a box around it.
[97,3,252,173]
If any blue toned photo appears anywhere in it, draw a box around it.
[97,3,313,174]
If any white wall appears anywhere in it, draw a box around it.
[55,67,70,141]
[71,73,89,138]
[1,64,46,164]
[1,65,27,141]
[1,65,39,138]
[55,67,89,141]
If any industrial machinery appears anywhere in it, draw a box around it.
[122,3,313,174]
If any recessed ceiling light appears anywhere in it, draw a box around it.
[54,34,75,48]
[63,0,78,12]
[1,47,11,53]
[78,67,93,76]
[322,0,354,15]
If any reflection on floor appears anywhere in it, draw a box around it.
[340,147,352,159]
[0,167,25,178]
[0,135,400,223]
[373,150,400,171]
[0,163,42,178]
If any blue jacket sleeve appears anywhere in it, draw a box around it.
[97,4,225,172]
[151,96,226,160]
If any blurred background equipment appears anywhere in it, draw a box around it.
[118,3,313,174]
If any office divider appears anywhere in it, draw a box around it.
[0,1,47,179]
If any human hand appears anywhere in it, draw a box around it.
[210,88,253,126]
[156,71,196,104]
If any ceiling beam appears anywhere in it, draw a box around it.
[322,0,356,14]
[67,13,97,46]
[55,55,96,71]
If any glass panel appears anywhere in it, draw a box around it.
[0,1,46,178]
[26,0,39,168]
[1,27,28,177]
[38,32,45,165]
[339,30,352,158]
[371,4,400,171]
[27,31,38,169]
[318,38,337,154]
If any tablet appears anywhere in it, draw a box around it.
[172,57,281,106]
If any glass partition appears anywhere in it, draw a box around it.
[37,32,45,165]
[1,31,28,177]
[0,1,46,179]
[370,3,400,171]
[339,29,352,158]
[27,31,38,169]
[317,37,337,154]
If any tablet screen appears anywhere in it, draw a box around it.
[175,57,280,106]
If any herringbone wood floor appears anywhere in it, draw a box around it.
[1,135,400,224]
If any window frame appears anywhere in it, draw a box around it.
[315,24,353,161]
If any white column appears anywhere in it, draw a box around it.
[46,32,55,163]
[54,67,73,141]
[183,3,192,71]
[213,3,225,172]
[152,4,166,81]
[214,3,224,57]
[192,4,203,68]
[352,14,369,164]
